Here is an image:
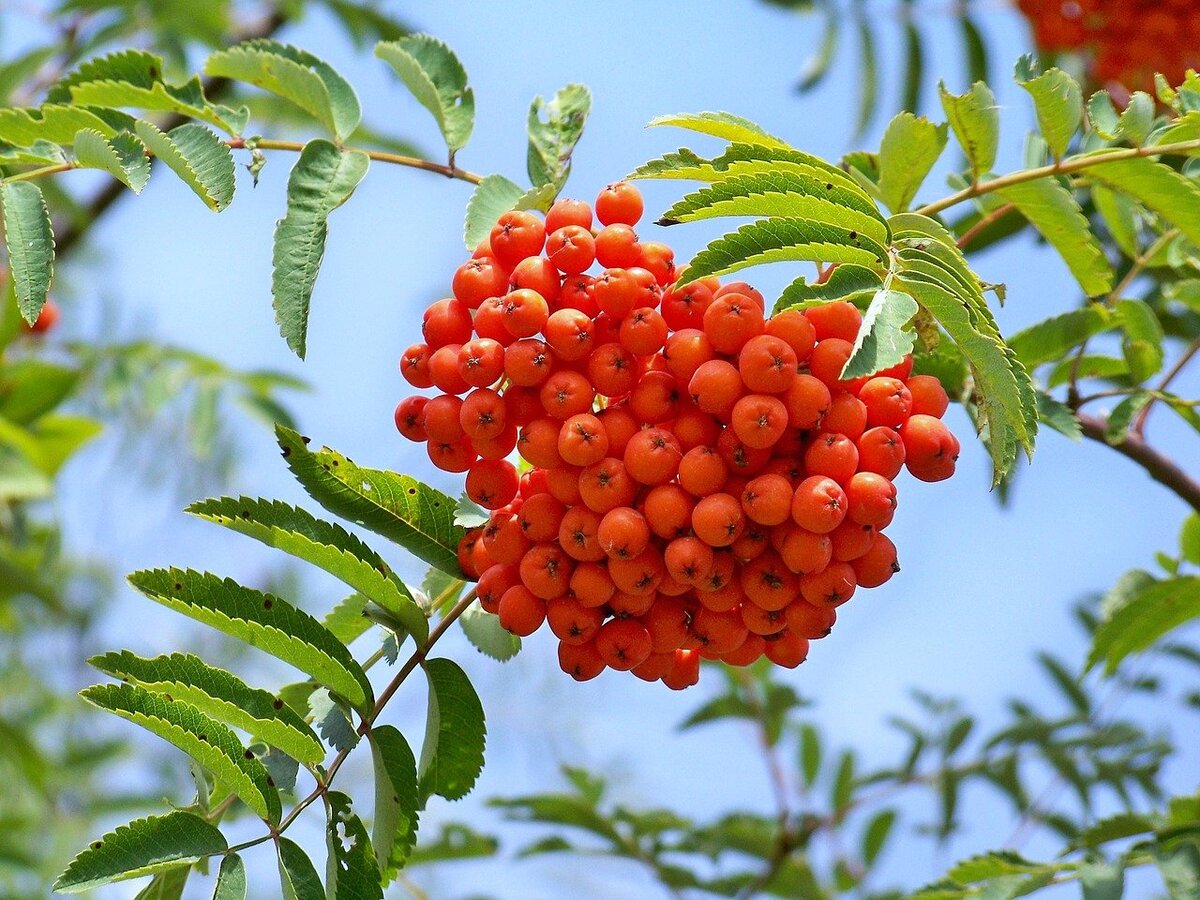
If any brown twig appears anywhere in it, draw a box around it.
[956,203,1015,250]
[1132,337,1200,438]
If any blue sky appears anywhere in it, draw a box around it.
[13,0,1199,896]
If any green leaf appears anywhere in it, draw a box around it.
[1181,514,1200,566]
[1080,859,1125,900]
[462,174,521,250]
[0,104,127,146]
[1014,58,1082,159]
[831,750,855,821]
[1036,392,1081,440]
[276,837,324,900]
[1008,306,1113,369]
[775,264,884,313]
[877,113,948,213]
[370,724,420,880]
[862,809,897,866]
[271,139,369,358]
[418,658,486,803]
[1156,839,1200,900]
[134,122,235,211]
[407,823,498,866]
[949,851,1048,883]
[841,289,919,380]
[1092,185,1141,258]
[892,214,1037,482]
[132,867,190,900]
[53,812,226,894]
[680,218,887,285]
[323,592,373,644]
[81,683,280,823]
[127,568,372,709]
[459,603,521,661]
[375,35,473,153]
[1085,156,1200,248]
[1,181,54,325]
[1088,576,1200,673]
[1115,298,1164,382]
[995,178,1113,296]
[0,359,79,424]
[658,170,889,245]
[939,81,1000,178]
[1069,812,1154,850]
[648,111,790,149]
[527,83,591,191]
[205,40,360,140]
[213,854,247,900]
[278,425,465,576]
[73,129,150,193]
[325,791,383,900]
[89,650,324,765]
[187,496,428,644]
[798,723,821,787]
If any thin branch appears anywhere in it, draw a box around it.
[916,139,1200,218]
[244,138,483,185]
[1077,412,1200,513]
[1133,336,1200,438]
[956,203,1016,250]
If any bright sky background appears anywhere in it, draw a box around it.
[14,0,1199,896]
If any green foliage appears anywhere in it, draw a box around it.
[325,791,383,899]
[938,81,999,179]
[133,121,235,211]
[271,139,369,358]
[126,567,372,710]
[375,35,474,153]
[1088,576,1200,674]
[88,650,324,765]
[72,129,150,192]
[205,40,361,140]
[276,837,324,900]
[876,113,948,214]
[1,182,54,324]
[211,854,246,900]
[459,601,522,661]
[462,174,555,250]
[527,84,592,192]
[1085,157,1200,248]
[53,812,226,894]
[648,110,790,149]
[186,496,428,644]
[80,683,282,823]
[278,425,465,576]
[369,724,420,879]
[418,658,486,804]
[842,289,920,380]
[1014,57,1082,160]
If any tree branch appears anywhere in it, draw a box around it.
[53,8,289,259]
[1077,412,1200,513]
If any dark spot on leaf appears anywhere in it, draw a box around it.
[267,776,275,787]
[849,231,857,240]
[826,183,833,190]
[407,488,417,495]
[322,464,330,471]
[164,694,173,702]
[264,598,274,609]
[333,460,339,466]
[245,749,254,759]
[273,698,284,709]
[281,447,291,457]
[240,510,250,519]
[393,795,399,803]
[92,841,102,850]
[174,583,182,591]
[199,734,208,742]
[301,436,311,444]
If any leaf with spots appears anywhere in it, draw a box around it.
[678,218,887,286]
[418,658,486,804]
[325,791,383,900]
[127,567,372,711]
[278,425,465,576]
[370,724,420,881]
[187,496,427,644]
[939,81,999,179]
[80,683,280,823]
[53,811,225,894]
[88,650,324,765]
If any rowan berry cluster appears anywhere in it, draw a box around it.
[394,181,960,689]
[1018,0,1199,94]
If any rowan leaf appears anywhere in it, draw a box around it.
[459,603,521,661]
[1115,298,1164,382]
[271,139,369,358]
[370,724,420,880]
[632,142,863,198]
[276,837,323,900]
[527,83,591,191]
[212,854,247,900]
[278,425,465,576]
[81,683,280,822]
[877,113,948,213]
[1,182,54,325]
[1008,306,1113,369]
[133,121,235,211]
[205,40,360,140]
[1014,57,1083,159]
[648,111,790,149]
[939,81,1000,178]
[679,218,887,286]
[53,812,225,893]
[325,791,383,900]
[1084,156,1200,248]
[88,650,324,765]
[127,567,371,709]
[375,35,473,152]
[462,174,554,249]
[73,129,150,193]
[1088,576,1200,674]
[0,104,127,146]
[418,658,486,803]
[841,289,919,379]
[187,496,427,644]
